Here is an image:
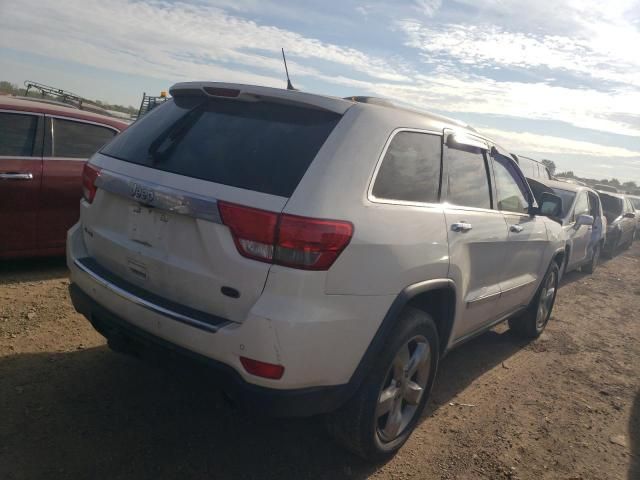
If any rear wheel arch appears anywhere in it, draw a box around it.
[406,286,456,356]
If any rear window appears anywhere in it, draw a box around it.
[601,195,623,222]
[630,197,640,210]
[51,118,117,158]
[102,97,342,197]
[553,189,577,218]
[371,131,441,203]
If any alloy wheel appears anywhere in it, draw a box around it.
[375,335,431,444]
[536,270,557,330]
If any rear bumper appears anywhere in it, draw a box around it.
[69,282,350,417]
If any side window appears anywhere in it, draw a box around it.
[0,112,38,156]
[371,131,441,203]
[573,192,589,220]
[51,118,116,158]
[492,154,529,213]
[625,198,634,213]
[445,144,492,209]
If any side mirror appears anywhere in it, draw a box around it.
[538,192,563,218]
[624,212,636,219]
[575,214,594,227]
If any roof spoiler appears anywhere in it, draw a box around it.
[170,82,352,114]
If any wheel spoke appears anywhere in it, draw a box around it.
[376,385,399,417]
[407,342,429,377]
[545,288,555,303]
[393,344,410,380]
[383,398,403,439]
[403,380,423,405]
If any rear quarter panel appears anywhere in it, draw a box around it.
[283,105,450,295]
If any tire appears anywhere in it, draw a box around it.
[326,307,439,461]
[581,242,601,274]
[509,262,559,339]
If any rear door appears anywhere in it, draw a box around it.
[40,116,118,250]
[0,110,43,256]
[80,95,343,323]
[567,191,591,267]
[587,191,605,250]
[622,198,636,243]
[442,132,509,341]
[490,152,548,311]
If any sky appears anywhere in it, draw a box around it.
[1,0,639,182]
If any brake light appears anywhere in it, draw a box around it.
[218,202,278,262]
[82,163,101,203]
[218,201,353,270]
[240,356,285,380]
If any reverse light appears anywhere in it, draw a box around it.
[82,163,101,204]
[240,356,285,380]
[218,201,353,271]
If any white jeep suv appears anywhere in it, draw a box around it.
[67,82,566,460]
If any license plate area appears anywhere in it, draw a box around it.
[128,205,169,249]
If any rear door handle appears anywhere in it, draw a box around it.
[451,222,473,232]
[509,224,524,233]
[0,172,33,181]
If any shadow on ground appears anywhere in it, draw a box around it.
[630,390,640,480]
[0,327,527,480]
[0,256,67,286]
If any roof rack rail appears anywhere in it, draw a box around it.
[138,91,168,117]
[24,80,84,108]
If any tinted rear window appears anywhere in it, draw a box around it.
[52,118,116,158]
[601,195,623,222]
[372,131,441,203]
[102,97,342,197]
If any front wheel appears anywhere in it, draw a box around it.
[326,308,439,461]
[509,262,559,339]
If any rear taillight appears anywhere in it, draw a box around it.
[240,356,285,380]
[218,201,353,271]
[82,163,101,203]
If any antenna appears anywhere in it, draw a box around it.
[281,48,296,91]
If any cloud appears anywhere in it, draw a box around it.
[1,0,638,180]
[414,0,442,17]
[0,0,412,86]
[398,21,640,88]
[479,127,640,159]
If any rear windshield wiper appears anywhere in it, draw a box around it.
[148,103,204,163]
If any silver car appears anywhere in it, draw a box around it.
[527,179,606,275]
[67,82,567,460]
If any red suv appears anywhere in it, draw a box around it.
[0,96,128,259]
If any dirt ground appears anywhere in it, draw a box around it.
[1,246,639,480]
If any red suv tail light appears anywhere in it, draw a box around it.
[82,163,101,204]
[218,201,353,271]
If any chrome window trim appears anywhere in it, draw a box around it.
[46,114,120,159]
[42,156,88,162]
[46,114,120,134]
[367,127,443,208]
[95,168,223,224]
[0,155,41,160]
[73,258,231,333]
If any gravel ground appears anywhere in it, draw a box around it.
[1,247,639,480]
